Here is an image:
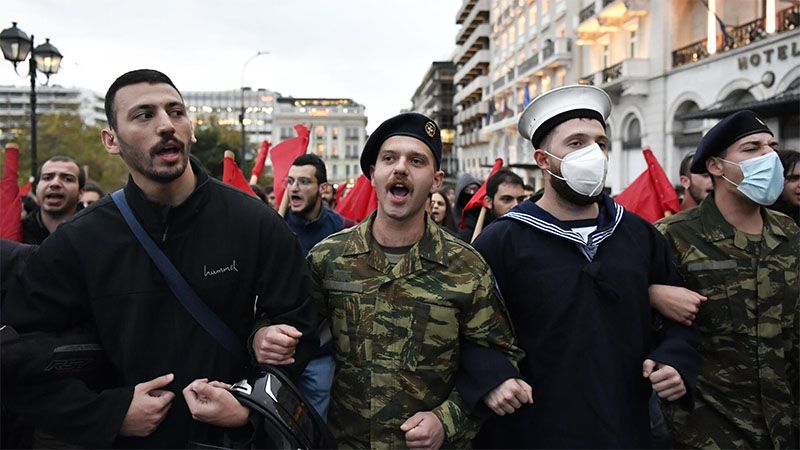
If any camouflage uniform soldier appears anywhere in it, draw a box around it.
[657,110,800,449]
[308,112,526,449]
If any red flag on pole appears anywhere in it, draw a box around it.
[270,124,311,206]
[1,143,23,241]
[335,175,377,223]
[460,158,504,228]
[20,177,33,196]
[614,148,680,223]
[222,150,257,197]
[249,140,271,184]
[334,181,348,204]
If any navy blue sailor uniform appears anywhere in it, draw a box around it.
[466,195,701,449]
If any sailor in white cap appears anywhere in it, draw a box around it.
[465,85,702,448]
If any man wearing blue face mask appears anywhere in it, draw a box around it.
[468,85,701,448]
[656,110,800,449]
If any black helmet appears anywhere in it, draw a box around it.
[230,366,336,449]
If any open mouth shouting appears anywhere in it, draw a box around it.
[43,191,65,207]
[387,179,412,205]
[290,194,305,209]
[152,139,184,163]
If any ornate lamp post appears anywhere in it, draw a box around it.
[0,22,63,177]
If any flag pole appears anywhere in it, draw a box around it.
[470,207,488,243]
[278,187,290,217]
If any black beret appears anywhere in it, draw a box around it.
[690,110,773,174]
[360,112,442,179]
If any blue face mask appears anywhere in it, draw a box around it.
[717,151,784,205]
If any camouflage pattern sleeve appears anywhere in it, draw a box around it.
[431,250,524,443]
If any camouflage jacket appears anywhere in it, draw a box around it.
[307,213,523,449]
[656,195,800,449]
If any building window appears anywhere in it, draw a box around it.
[629,30,637,58]
[346,165,350,178]
[316,144,325,156]
[603,44,610,68]
[528,4,537,26]
[332,165,338,178]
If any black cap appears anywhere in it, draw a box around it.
[690,110,773,174]
[360,112,442,179]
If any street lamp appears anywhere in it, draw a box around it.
[0,22,63,178]
[239,51,268,174]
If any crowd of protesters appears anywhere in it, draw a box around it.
[0,69,797,450]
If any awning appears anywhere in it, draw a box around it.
[676,89,800,120]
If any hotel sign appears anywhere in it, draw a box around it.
[738,40,800,70]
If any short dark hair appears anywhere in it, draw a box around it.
[523,184,535,192]
[486,169,524,199]
[37,156,85,189]
[292,154,327,184]
[264,185,274,195]
[679,153,694,177]
[83,180,104,197]
[105,69,182,130]
[778,150,800,178]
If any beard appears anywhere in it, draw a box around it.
[294,192,320,218]
[118,135,189,184]
[688,184,707,204]
[549,169,603,206]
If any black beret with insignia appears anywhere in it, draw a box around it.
[690,110,773,174]
[360,112,442,179]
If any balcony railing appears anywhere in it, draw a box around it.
[579,3,596,23]
[518,53,540,74]
[672,5,799,68]
[542,40,555,60]
[777,5,799,32]
[602,62,622,84]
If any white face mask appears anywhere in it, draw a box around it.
[545,142,608,197]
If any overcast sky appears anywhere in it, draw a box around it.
[1,0,461,132]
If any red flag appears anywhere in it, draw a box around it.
[249,140,271,183]
[334,182,347,204]
[460,158,503,228]
[20,177,33,196]
[335,175,377,223]
[270,124,311,205]
[1,143,23,241]
[222,151,256,197]
[614,148,680,223]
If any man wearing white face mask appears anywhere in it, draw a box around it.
[656,110,799,449]
[469,85,701,448]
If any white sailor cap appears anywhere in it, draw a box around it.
[518,84,612,148]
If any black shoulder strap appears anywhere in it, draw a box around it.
[111,189,247,365]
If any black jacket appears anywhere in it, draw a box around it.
[2,162,317,448]
[468,196,701,449]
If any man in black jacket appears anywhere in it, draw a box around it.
[1,69,316,448]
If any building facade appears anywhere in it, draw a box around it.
[577,0,799,193]
[453,0,492,178]
[273,97,367,185]
[183,88,277,151]
[452,0,799,194]
[411,61,458,176]
[0,85,105,143]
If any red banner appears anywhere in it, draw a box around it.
[1,143,22,241]
[270,124,310,205]
[460,158,503,228]
[614,148,680,223]
[222,151,256,197]
[335,175,377,223]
